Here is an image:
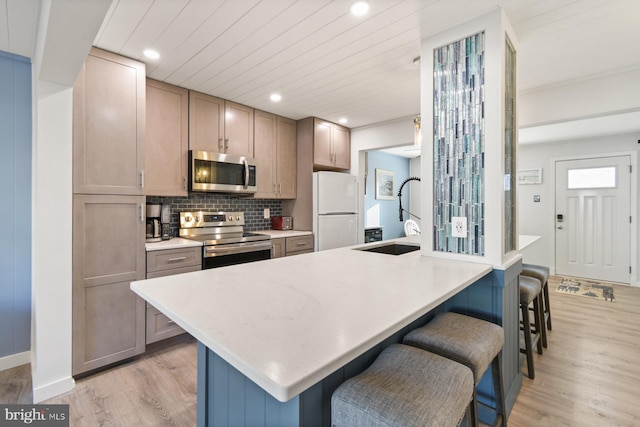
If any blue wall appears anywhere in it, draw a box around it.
[0,51,32,358]
[364,151,410,240]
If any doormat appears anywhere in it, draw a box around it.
[555,277,615,302]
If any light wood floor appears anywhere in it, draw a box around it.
[1,277,639,426]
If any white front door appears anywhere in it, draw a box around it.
[555,156,631,283]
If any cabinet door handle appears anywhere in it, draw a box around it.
[140,203,144,222]
[218,138,223,150]
[183,176,187,191]
[278,183,281,194]
[140,170,145,188]
[297,242,307,246]
[225,138,230,150]
[168,256,187,262]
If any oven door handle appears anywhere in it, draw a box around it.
[204,241,272,257]
[243,158,249,190]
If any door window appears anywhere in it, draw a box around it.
[567,166,616,189]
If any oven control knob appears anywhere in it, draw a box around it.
[228,217,233,222]
[236,215,241,221]
[185,215,192,222]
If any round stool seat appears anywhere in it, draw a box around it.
[521,264,550,285]
[403,312,503,383]
[519,275,541,304]
[332,344,473,427]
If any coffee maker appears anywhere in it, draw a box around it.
[160,204,171,240]
[146,204,162,242]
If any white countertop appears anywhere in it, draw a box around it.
[145,237,203,251]
[131,238,491,402]
[254,229,313,238]
[519,234,541,251]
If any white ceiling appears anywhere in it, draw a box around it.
[2,0,640,141]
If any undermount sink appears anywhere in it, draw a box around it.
[357,243,420,256]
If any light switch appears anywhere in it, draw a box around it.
[263,208,270,219]
[451,216,467,238]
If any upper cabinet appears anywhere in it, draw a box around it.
[254,110,296,199]
[277,116,297,198]
[189,91,254,158]
[73,47,145,195]
[310,118,351,171]
[145,79,189,196]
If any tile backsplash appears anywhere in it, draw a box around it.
[147,193,283,237]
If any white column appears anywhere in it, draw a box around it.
[420,8,520,267]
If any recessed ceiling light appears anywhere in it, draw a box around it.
[143,49,160,60]
[339,118,348,124]
[350,1,369,17]
[270,93,282,102]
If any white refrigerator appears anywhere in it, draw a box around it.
[313,171,359,251]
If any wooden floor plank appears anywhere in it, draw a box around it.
[507,277,640,427]
[1,277,639,426]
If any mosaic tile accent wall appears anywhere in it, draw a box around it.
[147,194,283,237]
[504,37,517,253]
[433,31,485,255]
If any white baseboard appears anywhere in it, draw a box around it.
[0,351,30,371]
[33,376,75,403]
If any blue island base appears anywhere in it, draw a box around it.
[197,264,521,427]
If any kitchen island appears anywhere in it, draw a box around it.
[131,238,520,426]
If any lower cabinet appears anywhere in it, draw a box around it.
[286,235,314,256]
[145,247,202,344]
[72,195,146,375]
[271,238,286,258]
[271,234,314,258]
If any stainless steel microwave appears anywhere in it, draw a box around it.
[189,150,257,194]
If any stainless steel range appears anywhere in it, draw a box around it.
[179,211,271,269]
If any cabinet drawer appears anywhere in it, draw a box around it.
[286,235,313,254]
[146,247,201,273]
[146,305,185,344]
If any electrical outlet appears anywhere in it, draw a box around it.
[451,216,467,238]
[263,208,270,219]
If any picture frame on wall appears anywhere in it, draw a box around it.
[518,168,543,185]
[375,169,395,200]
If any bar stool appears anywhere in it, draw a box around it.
[403,312,507,427]
[519,275,544,379]
[331,344,474,427]
[521,263,552,336]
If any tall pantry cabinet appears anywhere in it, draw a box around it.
[72,48,146,375]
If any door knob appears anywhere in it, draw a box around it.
[557,225,563,229]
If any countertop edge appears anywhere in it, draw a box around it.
[145,237,203,251]
[253,229,312,238]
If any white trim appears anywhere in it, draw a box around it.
[0,351,30,371]
[32,376,75,403]
[551,151,638,286]
[519,64,640,96]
